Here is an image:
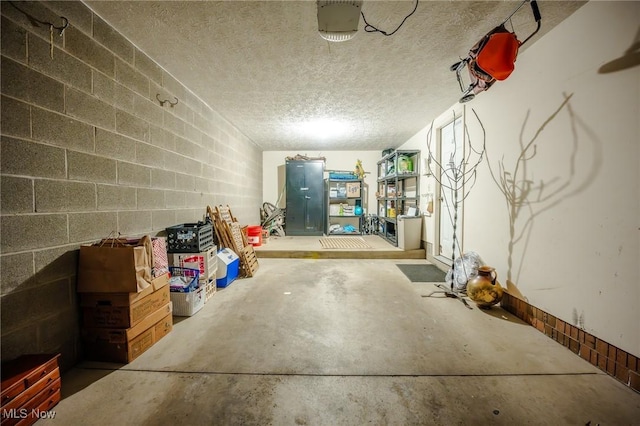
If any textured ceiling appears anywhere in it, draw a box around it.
[86,1,585,151]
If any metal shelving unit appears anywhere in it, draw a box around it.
[325,178,363,235]
[376,150,420,246]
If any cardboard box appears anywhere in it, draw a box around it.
[153,312,173,342]
[79,273,169,305]
[82,302,173,363]
[80,274,170,328]
[169,247,217,283]
[346,182,361,198]
[77,241,154,293]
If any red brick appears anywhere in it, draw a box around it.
[569,338,580,354]
[555,332,564,345]
[546,314,556,328]
[570,326,579,340]
[579,345,591,361]
[544,324,553,337]
[627,354,638,372]
[630,371,640,392]
[590,350,598,367]
[518,309,526,322]
[526,305,534,323]
[560,333,568,346]
[616,349,627,367]
[598,355,607,370]
[608,345,617,360]
[615,364,629,384]
[500,294,511,308]
[528,314,536,326]
[596,339,609,356]
[585,333,596,349]
[607,358,616,376]
[556,319,565,332]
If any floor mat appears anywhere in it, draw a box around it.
[319,237,372,249]
[397,264,447,282]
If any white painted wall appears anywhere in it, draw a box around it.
[399,1,640,356]
[262,151,381,215]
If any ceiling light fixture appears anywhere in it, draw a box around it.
[317,0,363,42]
[293,118,353,141]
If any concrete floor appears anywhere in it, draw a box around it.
[52,255,640,425]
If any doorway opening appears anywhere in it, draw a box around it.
[436,115,464,266]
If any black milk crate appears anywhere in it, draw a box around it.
[166,222,214,253]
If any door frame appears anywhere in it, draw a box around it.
[433,107,466,267]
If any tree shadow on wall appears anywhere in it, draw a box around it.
[598,26,640,74]
[484,93,603,298]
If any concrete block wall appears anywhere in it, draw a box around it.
[0,1,262,370]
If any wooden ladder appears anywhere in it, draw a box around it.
[207,205,259,278]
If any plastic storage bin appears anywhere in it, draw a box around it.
[170,286,205,316]
[216,248,240,288]
[204,280,216,302]
[397,216,422,250]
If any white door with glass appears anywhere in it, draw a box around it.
[438,116,464,261]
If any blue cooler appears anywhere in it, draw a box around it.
[216,248,239,288]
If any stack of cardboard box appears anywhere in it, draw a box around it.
[77,237,173,363]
